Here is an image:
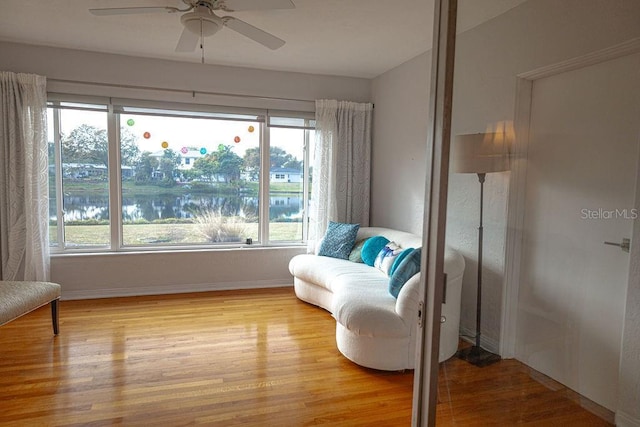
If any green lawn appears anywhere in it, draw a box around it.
[50,222,303,247]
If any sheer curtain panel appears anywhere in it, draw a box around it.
[309,99,373,248]
[0,71,49,281]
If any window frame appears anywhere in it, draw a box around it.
[266,118,315,244]
[47,94,314,254]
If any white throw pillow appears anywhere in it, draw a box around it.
[374,241,402,276]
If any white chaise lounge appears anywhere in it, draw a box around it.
[289,227,465,371]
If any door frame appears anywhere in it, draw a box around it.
[411,0,458,425]
[500,37,640,357]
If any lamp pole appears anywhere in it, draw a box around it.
[455,171,500,366]
[476,172,485,349]
[451,131,509,367]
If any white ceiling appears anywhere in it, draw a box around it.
[0,0,526,79]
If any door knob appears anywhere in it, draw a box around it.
[603,238,630,253]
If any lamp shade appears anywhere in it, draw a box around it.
[451,132,511,174]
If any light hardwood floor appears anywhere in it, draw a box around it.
[0,287,612,426]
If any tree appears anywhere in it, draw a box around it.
[157,149,181,186]
[242,147,261,181]
[61,124,107,166]
[193,144,243,183]
[61,124,140,167]
[134,152,158,183]
[193,154,217,182]
[282,158,302,171]
[215,145,243,183]
[120,129,140,166]
[269,147,297,169]
[242,146,302,181]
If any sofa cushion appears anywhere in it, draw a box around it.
[317,221,360,259]
[389,248,422,298]
[333,280,409,338]
[361,236,390,266]
[348,238,367,263]
[289,254,378,293]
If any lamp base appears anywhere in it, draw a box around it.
[456,345,501,367]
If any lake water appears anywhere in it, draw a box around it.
[53,193,303,222]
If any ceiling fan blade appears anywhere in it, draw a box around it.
[89,7,178,16]
[222,0,295,11]
[223,17,285,50]
[175,27,200,52]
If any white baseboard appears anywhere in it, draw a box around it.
[459,326,501,355]
[60,280,292,300]
[616,410,640,427]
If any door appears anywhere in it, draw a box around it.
[515,52,640,411]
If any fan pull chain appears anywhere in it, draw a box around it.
[200,18,205,64]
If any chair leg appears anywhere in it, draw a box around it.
[51,299,60,335]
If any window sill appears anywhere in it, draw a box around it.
[50,243,307,258]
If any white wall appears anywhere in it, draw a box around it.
[370,53,431,235]
[0,41,370,111]
[51,248,303,300]
[371,0,640,420]
[0,41,371,299]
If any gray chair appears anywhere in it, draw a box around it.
[0,281,61,334]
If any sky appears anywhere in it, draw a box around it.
[120,113,260,155]
[49,107,307,161]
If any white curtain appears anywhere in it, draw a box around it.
[0,71,49,281]
[309,99,373,248]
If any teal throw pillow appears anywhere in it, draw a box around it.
[317,221,360,260]
[389,248,422,298]
[361,236,390,266]
[389,248,415,277]
[348,238,368,263]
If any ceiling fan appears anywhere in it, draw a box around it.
[89,0,295,52]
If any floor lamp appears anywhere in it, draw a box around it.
[451,132,510,367]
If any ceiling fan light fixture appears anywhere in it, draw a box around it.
[180,9,223,36]
[91,0,291,51]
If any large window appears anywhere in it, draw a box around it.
[48,97,314,252]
